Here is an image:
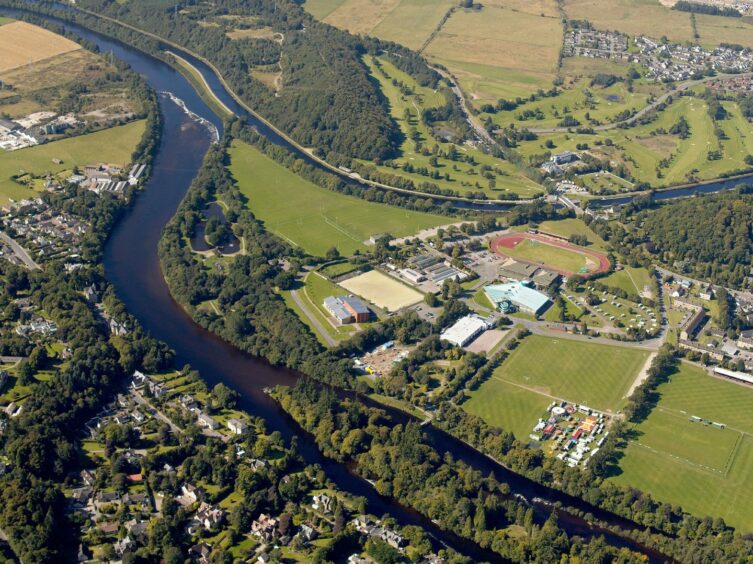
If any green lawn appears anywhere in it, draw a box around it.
[0,16,14,25]
[601,267,653,296]
[500,239,591,274]
[544,293,583,322]
[523,218,607,251]
[227,140,448,256]
[490,335,649,412]
[613,362,753,532]
[464,378,553,440]
[0,121,146,204]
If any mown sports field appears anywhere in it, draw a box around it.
[490,232,611,276]
[463,335,649,437]
[613,362,753,532]
[227,140,448,256]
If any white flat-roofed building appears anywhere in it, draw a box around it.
[440,314,491,347]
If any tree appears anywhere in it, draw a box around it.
[325,247,340,261]
[16,360,34,386]
[212,383,239,409]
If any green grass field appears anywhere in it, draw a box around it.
[543,294,583,322]
[524,218,607,251]
[0,16,14,25]
[499,239,593,274]
[227,140,448,256]
[464,378,552,439]
[0,121,146,204]
[488,335,649,411]
[613,362,753,532]
[601,266,653,296]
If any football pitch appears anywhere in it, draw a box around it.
[463,335,649,438]
[613,362,753,532]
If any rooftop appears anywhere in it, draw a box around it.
[485,282,551,314]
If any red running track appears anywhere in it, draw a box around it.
[490,232,610,276]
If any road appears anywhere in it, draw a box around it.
[429,64,499,148]
[290,288,337,347]
[0,232,39,270]
[131,389,181,434]
[498,72,753,135]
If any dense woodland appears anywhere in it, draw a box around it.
[70,0,442,162]
[628,187,753,288]
[274,380,647,563]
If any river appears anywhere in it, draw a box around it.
[3,6,672,562]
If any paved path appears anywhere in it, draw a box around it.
[291,288,337,347]
[0,232,39,270]
[502,72,753,135]
[625,351,658,398]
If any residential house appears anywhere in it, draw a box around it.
[114,535,136,556]
[180,483,205,505]
[196,502,225,531]
[94,491,121,510]
[189,542,212,564]
[227,418,248,435]
[312,493,333,514]
[250,513,279,542]
[197,412,219,430]
[738,330,753,351]
[298,523,318,543]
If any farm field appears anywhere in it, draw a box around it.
[696,14,753,49]
[0,120,146,205]
[0,47,142,121]
[424,4,562,104]
[464,378,553,439]
[339,270,423,312]
[0,21,81,73]
[561,0,695,43]
[309,0,456,50]
[613,362,753,532]
[489,335,649,412]
[362,56,543,199]
[302,0,347,19]
[227,140,448,257]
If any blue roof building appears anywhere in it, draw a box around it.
[484,282,551,316]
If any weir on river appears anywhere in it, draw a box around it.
[2,7,674,561]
